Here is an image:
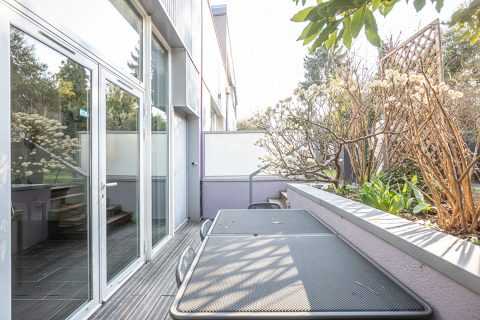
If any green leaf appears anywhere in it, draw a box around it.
[434,0,444,12]
[351,6,366,38]
[309,20,341,52]
[379,1,396,16]
[372,0,381,11]
[342,17,352,48]
[406,197,415,209]
[328,0,357,10]
[390,195,404,214]
[325,30,338,49]
[470,29,480,45]
[413,0,426,12]
[364,9,381,47]
[413,202,429,213]
[412,186,424,202]
[411,175,418,185]
[298,21,323,40]
[291,6,316,22]
[303,30,320,45]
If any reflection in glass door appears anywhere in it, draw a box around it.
[102,78,142,283]
[151,34,168,247]
[10,26,94,319]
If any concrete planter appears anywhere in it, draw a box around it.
[288,183,480,320]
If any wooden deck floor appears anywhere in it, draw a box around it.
[89,221,202,320]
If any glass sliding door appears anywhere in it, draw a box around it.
[151,34,169,247]
[10,26,94,319]
[100,71,144,288]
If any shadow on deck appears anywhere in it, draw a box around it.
[90,221,202,320]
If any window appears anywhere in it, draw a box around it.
[10,27,93,319]
[151,34,169,246]
[18,0,143,80]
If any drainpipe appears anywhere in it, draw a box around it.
[199,0,205,219]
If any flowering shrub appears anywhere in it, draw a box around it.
[373,69,479,232]
[11,112,81,183]
[256,64,479,232]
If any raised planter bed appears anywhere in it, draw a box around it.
[288,183,480,320]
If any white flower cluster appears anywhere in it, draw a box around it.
[11,112,82,181]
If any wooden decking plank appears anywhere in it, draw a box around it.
[89,221,202,320]
[90,222,197,318]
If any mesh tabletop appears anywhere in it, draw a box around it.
[210,209,333,235]
[173,235,430,319]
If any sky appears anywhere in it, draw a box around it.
[210,0,460,120]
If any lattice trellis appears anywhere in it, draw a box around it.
[380,19,444,167]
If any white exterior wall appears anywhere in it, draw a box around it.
[0,0,235,318]
[204,132,268,177]
[202,0,229,130]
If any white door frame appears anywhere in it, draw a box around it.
[1,5,102,319]
[98,67,146,301]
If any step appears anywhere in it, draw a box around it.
[50,184,84,192]
[50,192,85,204]
[107,205,122,216]
[280,191,288,201]
[49,202,85,214]
[107,213,131,226]
[267,198,285,209]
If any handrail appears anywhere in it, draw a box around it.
[248,163,270,205]
[23,138,88,177]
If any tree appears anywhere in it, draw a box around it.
[442,26,480,143]
[254,58,394,186]
[57,60,90,136]
[236,115,263,131]
[10,28,59,117]
[291,0,480,51]
[106,84,139,131]
[299,45,345,90]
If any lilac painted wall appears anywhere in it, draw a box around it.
[201,179,294,219]
[288,187,480,320]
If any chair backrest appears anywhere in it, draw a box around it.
[176,246,196,288]
[200,219,213,241]
[247,202,281,209]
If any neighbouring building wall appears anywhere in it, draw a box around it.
[202,132,290,218]
[212,4,237,131]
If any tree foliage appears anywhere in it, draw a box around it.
[442,26,480,143]
[292,0,480,51]
[299,45,345,89]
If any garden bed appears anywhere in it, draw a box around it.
[316,183,480,246]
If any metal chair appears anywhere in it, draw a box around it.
[200,219,213,241]
[176,246,196,288]
[247,202,281,209]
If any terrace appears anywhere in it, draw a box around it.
[3,1,480,319]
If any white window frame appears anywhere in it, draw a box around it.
[0,4,102,319]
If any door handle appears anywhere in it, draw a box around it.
[102,182,118,190]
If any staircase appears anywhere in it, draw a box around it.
[268,190,288,209]
[49,184,132,237]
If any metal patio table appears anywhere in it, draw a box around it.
[170,210,432,320]
[208,209,335,235]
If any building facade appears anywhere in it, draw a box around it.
[0,0,237,319]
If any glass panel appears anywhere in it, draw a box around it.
[18,0,143,80]
[105,81,140,282]
[10,27,92,319]
[151,35,168,246]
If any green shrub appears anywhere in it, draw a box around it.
[381,160,427,192]
[359,175,431,215]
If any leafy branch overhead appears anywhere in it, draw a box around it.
[292,0,480,51]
